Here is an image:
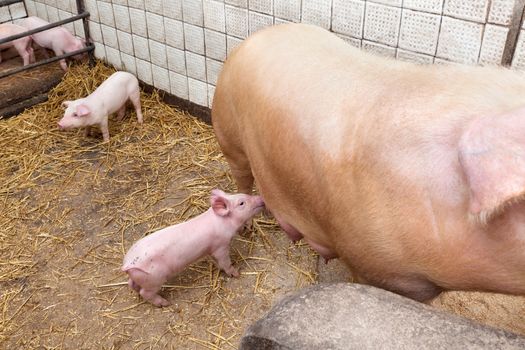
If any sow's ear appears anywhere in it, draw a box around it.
[211,189,230,216]
[459,108,525,222]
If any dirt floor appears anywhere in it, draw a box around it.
[0,62,321,349]
[0,61,524,349]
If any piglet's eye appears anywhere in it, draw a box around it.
[73,113,78,117]
[239,201,245,206]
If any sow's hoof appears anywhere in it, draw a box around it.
[240,283,525,350]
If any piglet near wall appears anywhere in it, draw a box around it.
[58,71,143,142]
[20,16,85,71]
[122,189,265,307]
[0,23,35,66]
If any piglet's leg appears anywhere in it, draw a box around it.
[212,247,239,277]
[99,119,110,142]
[129,91,143,123]
[117,105,126,121]
[139,288,171,307]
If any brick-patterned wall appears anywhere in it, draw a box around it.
[8,0,525,109]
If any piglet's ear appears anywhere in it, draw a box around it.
[76,104,91,117]
[62,101,72,108]
[211,189,230,217]
[459,107,525,222]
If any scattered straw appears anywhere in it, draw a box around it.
[0,60,318,349]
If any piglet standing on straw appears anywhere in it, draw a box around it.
[58,71,143,142]
[122,189,265,307]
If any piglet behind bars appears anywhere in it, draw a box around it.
[122,189,265,307]
[58,71,143,142]
[0,23,35,66]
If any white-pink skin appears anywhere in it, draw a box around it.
[0,23,35,66]
[59,71,143,142]
[122,189,265,307]
[20,16,85,71]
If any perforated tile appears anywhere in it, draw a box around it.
[398,9,440,55]
[368,0,401,7]
[35,2,48,20]
[97,1,115,26]
[185,51,206,81]
[436,16,483,64]
[152,65,171,91]
[226,35,243,55]
[208,84,215,108]
[56,0,70,11]
[225,5,248,38]
[182,0,204,26]
[512,30,525,67]
[127,0,144,10]
[479,24,508,65]
[113,4,131,33]
[94,42,106,59]
[205,29,227,61]
[129,8,147,36]
[332,0,364,38]
[165,18,185,49]
[89,21,103,43]
[249,11,273,35]
[170,71,189,99]
[145,0,163,15]
[188,77,208,106]
[167,46,186,74]
[117,30,134,55]
[184,23,205,54]
[488,0,513,25]
[163,0,183,20]
[302,0,331,29]
[363,2,401,46]
[362,40,396,57]
[146,12,165,42]
[121,53,137,74]
[149,39,168,67]
[206,57,223,84]
[443,0,489,23]
[225,0,247,8]
[402,0,443,14]
[396,48,434,64]
[132,34,151,60]
[249,0,273,15]
[204,0,225,32]
[274,0,301,22]
[101,24,119,49]
[106,46,122,69]
[337,33,362,47]
[136,58,153,84]
[84,0,99,22]
[46,5,59,23]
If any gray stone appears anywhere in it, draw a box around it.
[240,283,525,350]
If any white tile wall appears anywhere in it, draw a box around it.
[363,2,401,46]
[163,0,183,20]
[332,0,364,38]
[26,0,521,109]
[302,0,332,30]
[437,16,483,64]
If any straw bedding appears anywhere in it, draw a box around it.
[0,61,318,349]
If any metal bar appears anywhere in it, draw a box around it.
[0,11,89,45]
[0,44,94,79]
[76,0,95,66]
[501,0,525,66]
[0,0,24,7]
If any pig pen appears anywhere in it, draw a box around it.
[1,60,525,349]
[0,62,320,349]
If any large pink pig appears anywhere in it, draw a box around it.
[20,16,85,71]
[122,189,265,306]
[59,71,143,142]
[212,23,525,301]
[0,23,35,66]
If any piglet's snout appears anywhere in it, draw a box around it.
[57,122,65,130]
